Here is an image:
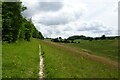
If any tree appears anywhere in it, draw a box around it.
[2,2,44,43]
[63,39,70,43]
[100,35,106,40]
[58,37,62,42]
[2,2,22,42]
[51,38,59,42]
[32,27,38,38]
[23,19,34,41]
[89,37,93,41]
[67,36,75,43]
[37,32,44,39]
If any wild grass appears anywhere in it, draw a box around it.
[67,39,118,61]
[40,40,118,78]
[0,41,2,78]
[2,39,119,78]
[2,39,40,78]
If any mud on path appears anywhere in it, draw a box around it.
[42,40,119,69]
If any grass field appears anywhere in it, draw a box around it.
[0,41,2,78]
[40,40,119,78]
[2,39,119,78]
[64,39,118,61]
[2,39,40,78]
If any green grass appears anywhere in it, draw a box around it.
[40,41,118,78]
[2,39,40,78]
[66,39,118,61]
[0,41,2,78]
[2,39,119,78]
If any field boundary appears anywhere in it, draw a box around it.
[39,44,44,78]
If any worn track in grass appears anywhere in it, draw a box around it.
[42,40,119,69]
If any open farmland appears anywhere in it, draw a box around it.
[2,39,119,78]
[40,40,119,78]
[2,0,119,79]
[65,39,118,61]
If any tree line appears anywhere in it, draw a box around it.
[51,35,120,43]
[2,1,44,43]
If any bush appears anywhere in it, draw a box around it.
[78,41,80,43]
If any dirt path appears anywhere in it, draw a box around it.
[39,44,44,78]
[42,40,119,69]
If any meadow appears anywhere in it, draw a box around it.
[0,41,2,78]
[66,39,118,61]
[40,40,119,78]
[2,39,119,78]
[2,39,40,78]
[2,1,119,79]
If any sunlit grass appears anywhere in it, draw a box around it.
[0,41,2,78]
[2,39,40,78]
[67,39,118,61]
[40,40,118,78]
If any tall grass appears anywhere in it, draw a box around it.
[0,41,2,78]
[40,41,118,78]
[67,40,118,61]
[2,39,40,78]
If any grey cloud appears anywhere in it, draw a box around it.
[38,12,83,26]
[38,2,63,12]
[22,0,116,38]
[36,24,62,38]
[36,21,114,38]
[46,27,60,35]
[63,27,72,31]
[22,1,85,25]
[92,29,111,34]
[22,2,63,18]
[76,22,112,35]
[39,16,69,25]
[77,23,102,31]
[22,4,38,18]
[22,10,35,18]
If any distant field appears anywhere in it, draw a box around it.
[40,40,118,78]
[2,39,40,78]
[65,39,118,61]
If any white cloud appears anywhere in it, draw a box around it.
[23,2,87,25]
[22,0,119,38]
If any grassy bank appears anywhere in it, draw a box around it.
[0,41,2,78]
[40,41,118,78]
[2,39,40,78]
[66,39,118,61]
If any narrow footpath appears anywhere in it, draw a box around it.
[39,44,44,78]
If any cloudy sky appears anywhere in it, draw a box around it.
[22,0,119,38]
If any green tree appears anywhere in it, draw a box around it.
[100,35,106,40]
[24,19,33,41]
[2,2,22,43]
[2,2,44,43]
